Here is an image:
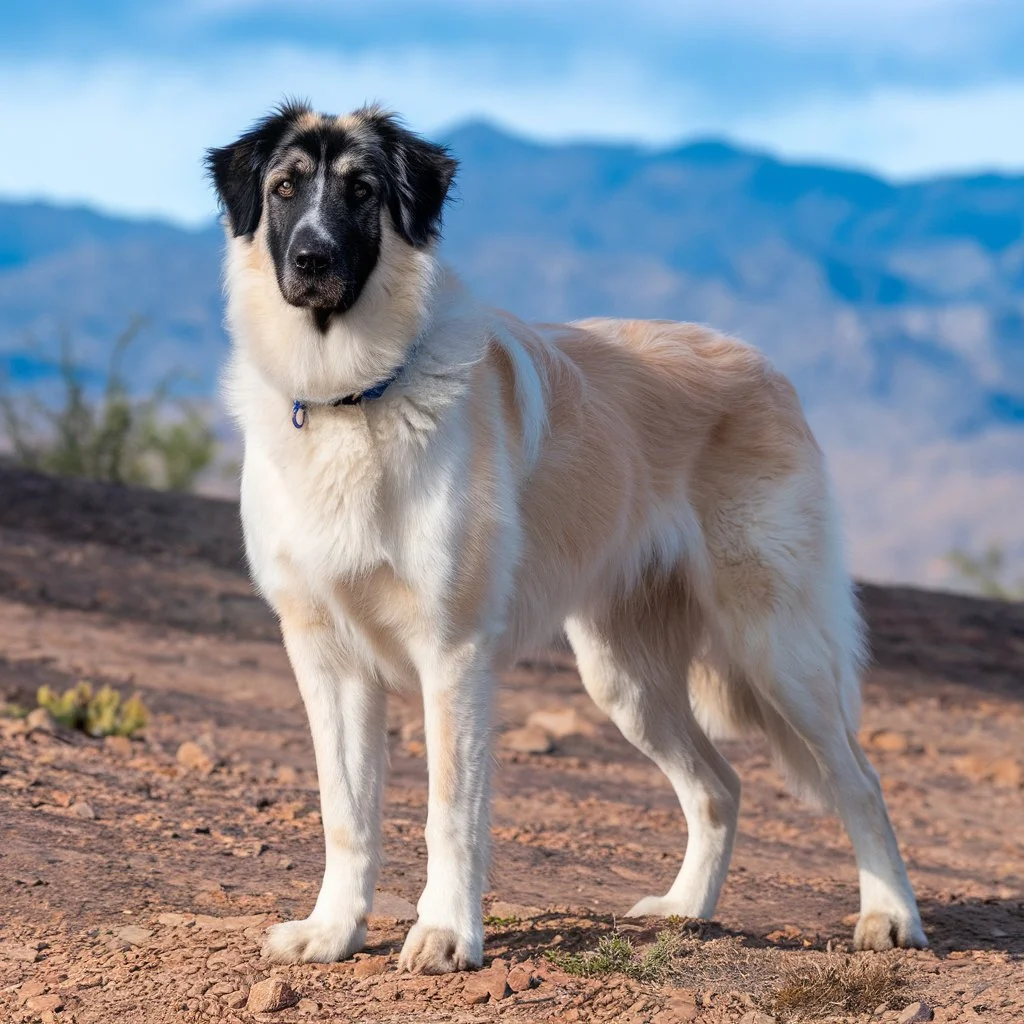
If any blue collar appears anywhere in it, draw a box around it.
[291,350,413,429]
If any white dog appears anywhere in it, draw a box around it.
[207,102,926,973]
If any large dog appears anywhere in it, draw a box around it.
[207,103,926,973]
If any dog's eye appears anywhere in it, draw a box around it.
[276,179,295,198]
[352,181,372,201]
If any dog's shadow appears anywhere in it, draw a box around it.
[920,896,1024,956]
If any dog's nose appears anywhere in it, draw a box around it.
[292,247,331,275]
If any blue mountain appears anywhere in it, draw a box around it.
[1,122,1022,438]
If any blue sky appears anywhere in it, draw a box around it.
[3,0,1024,223]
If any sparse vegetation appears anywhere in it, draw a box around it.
[0,321,216,491]
[37,682,149,738]
[547,930,680,983]
[772,955,903,1018]
[946,543,1024,601]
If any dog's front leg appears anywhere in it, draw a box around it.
[263,610,387,963]
[399,650,492,973]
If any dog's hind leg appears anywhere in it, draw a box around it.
[716,578,927,950]
[565,590,740,922]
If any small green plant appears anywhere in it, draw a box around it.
[946,544,1024,601]
[483,915,519,928]
[0,321,216,492]
[548,930,679,983]
[37,682,149,738]
[2,701,29,719]
[772,955,902,1017]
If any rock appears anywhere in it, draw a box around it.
[488,900,543,921]
[246,977,299,1013]
[156,912,190,927]
[866,729,909,753]
[507,964,534,992]
[352,955,389,978]
[462,960,510,1004]
[225,990,248,1009]
[989,757,1023,788]
[71,801,96,819]
[26,994,64,1013]
[117,925,153,946]
[104,735,133,757]
[194,913,267,932]
[369,891,417,924]
[898,1002,934,1023]
[1,941,42,963]
[177,740,216,773]
[25,707,57,733]
[276,764,298,785]
[501,724,554,754]
[663,988,699,1021]
[296,998,320,1014]
[738,1012,776,1024]
[18,979,48,1003]
[526,707,596,739]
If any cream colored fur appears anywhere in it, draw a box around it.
[223,209,926,973]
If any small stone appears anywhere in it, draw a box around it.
[488,900,543,921]
[898,1002,934,1023]
[26,994,64,1013]
[25,708,57,733]
[225,990,248,1009]
[104,735,133,757]
[18,979,48,1003]
[989,757,1023,788]
[276,764,299,785]
[352,955,388,978]
[296,998,320,1014]
[117,925,153,946]
[507,964,534,992]
[462,978,492,1005]
[866,729,909,753]
[157,912,189,927]
[177,740,216,773]
[501,725,554,754]
[369,891,417,924]
[247,977,299,1013]
[526,707,596,739]
[663,988,699,1021]
[71,801,96,819]
[0,942,42,963]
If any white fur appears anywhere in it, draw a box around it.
[222,209,925,973]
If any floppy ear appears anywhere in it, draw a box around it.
[205,102,307,238]
[368,111,458,246]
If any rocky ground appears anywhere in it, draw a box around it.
[0,467,1022,1024]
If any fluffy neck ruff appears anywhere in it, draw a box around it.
[224,217,441,406]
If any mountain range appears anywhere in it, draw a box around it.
[1,123,1022,588]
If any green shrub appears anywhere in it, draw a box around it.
[1,321,216,491]
[37,682,149,738]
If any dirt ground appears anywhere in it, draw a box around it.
[0,467,1022,1024]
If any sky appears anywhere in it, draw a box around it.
[3,0,1024,224]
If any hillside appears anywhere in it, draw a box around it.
[1,125,1022,584]
[0,467,1022,1023]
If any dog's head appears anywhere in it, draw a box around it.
[207,102,457,321]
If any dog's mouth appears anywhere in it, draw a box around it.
[279,272,354,315]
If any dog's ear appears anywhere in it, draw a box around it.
[367,110,458,247]
[206,102,306,237]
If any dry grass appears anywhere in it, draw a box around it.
[772,954,903,1018]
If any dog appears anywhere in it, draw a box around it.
[207,102,926,973]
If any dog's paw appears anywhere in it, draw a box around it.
[853,910,928,951]
[398,922,482,974]
[624,895,708,920]
[262,916,367,963]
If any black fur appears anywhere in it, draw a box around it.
[206,104,457,322]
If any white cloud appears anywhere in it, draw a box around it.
[1,47,1023,224]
